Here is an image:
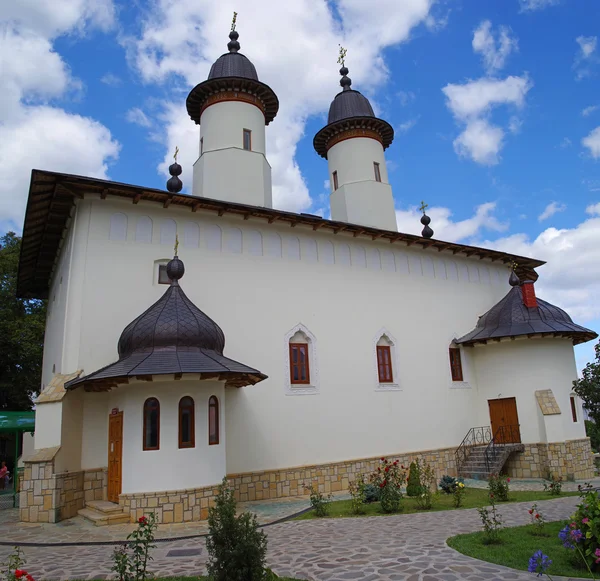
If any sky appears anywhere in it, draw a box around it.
[1,0,599,371]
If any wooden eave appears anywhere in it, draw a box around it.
[17,169,546,299]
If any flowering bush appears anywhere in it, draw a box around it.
[528,504,546,536]
[414,460,437,510]
[1,547,34,581]
[453,481,466,508]
[439,475,464,495]
[477,493,503,544]
[488,473,510,502]
[111,513,157,581]
[566,486,600,571]
[304,482,332,517]
[543,474,563,496]
[369,458,407,513]
[348,474,367,515]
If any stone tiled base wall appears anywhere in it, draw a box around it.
[504,438,595,481]
[121,446,459,524]
[20,464,107,523]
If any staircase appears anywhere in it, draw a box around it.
[456,424,524,480]
[458,443,524,479]
[78,500,130,526]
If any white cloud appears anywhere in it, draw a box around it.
[126,107,152,128]
[0,0,119,229]
[101,72,122,86]
[519,0,560,11]
[442,76,532,165]
[128,0,436,212]
[398,117,419,133]
[395,201,508,242]
[559,137,572,148]
[397,90,416,106]
[472,20,518,74]
[582,127,600,158]
[587,202,600,216]
[582,105,599,117]
[574,36,598,80]
[538,202,566,222]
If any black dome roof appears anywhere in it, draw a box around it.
[208,52,258,81]
[456,284,597,346]
[328,89,375,124]
[65,255,266,390]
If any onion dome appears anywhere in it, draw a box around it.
[456,280,597,347]
[314,65,394,159]
[186,29,279,126]
[65,254,267,391]
[166,161,183,193]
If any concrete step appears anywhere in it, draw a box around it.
[85,500,124,514]
[78,507,130,526]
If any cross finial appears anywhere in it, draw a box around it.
[337,45,347,67]
[231,11,238,31]
[173,146,179,163]
[174,234,179,257]
[419,201,429,215]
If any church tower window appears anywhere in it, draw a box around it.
[143,398,160,451]
[332,171,339,191]
[376,345,393,383]
[449,348,464,382]
[373,162,381,182]
[179,396,195,448]
[570,395,578,423]
[158,264,170,284]
[289,343,310,384]
[243,129,252,151]
[209,396,220,445]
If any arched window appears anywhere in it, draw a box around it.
[284,324,319,395]
[143,398,160,451]
[179,397,195,448]
[209,396,219,445]
[373,330,400,390]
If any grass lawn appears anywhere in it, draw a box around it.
[447,520,594,579]
[293,489,579,520]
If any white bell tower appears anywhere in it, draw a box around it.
[186,22,279,208]
[314,53,397,231]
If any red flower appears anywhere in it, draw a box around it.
[535,514,540,519]
[381,458,385,462]
[393,461,398,465]
[14,571,26,579]
[378,467,381,472]
[385,467,389,473]
[507,478,510,482]
[571,522,577,528]
[26,575,34,581]
[528,509,534,514]
[401,465,405,469]
[490,493,494,498]
[138,516,148,524]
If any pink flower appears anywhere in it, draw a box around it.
[595,548,600,564]
[583,518,590,524]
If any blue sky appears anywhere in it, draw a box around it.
[1,0,599,371]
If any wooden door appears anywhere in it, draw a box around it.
[488,398,521,444]
[108,412,123,503]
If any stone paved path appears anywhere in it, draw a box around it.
[0,496,591,580]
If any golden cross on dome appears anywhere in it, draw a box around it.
[231,11,238,31]
[174,234,179,257]
[173,146,179,162]
[419,201,429,214]
[337,45,347,67]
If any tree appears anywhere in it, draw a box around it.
[0,232,46,410]
[573,340,600,425]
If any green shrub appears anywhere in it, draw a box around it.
[585,420,600,453]
[439,475,464,494]
[369,458,407,513]
[206,477,268,581]
[543,474,563,496]
[414,460,437,510]
[568,486,600,571]
[362,483,380,503]
[488,473,510,502]
[348,475,366,515]
[304,482,332,517]
[406,461,422,497]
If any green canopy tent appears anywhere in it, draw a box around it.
[0,411,35,508]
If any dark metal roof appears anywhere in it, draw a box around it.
[208,52,258,81]
[328,89,375,124]
[186,30,278,125]
[17,170,546,299]
[456,286,597,346]
[65,256,266,391]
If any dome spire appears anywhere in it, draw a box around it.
[166,146,183,193]
[419,201,434,239]
[338,45,351,91]
[228,11,240,53]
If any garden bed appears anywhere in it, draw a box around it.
[293,489,579,520]
[447,520,594,579]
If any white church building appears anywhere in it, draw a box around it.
[17,28,597,524]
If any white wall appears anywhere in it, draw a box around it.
[471,338,587,445]
[56,390,84,473]
[327,137,396,231]
[19,433,35,467]
[81,391,109,470]
[193,101,271,207]
[33,402,62,450]
[88,379,226,494]
[58,197,530,480]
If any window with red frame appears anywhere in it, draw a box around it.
[289,343,310,384]
[208,396,219,445]
[449,347,464,382]
[376,345,393,383]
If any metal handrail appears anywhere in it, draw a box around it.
[484,424,521,471]
[456,425,493,472]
